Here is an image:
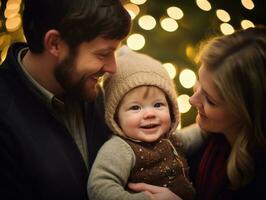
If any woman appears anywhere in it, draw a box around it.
[128,26,266,199]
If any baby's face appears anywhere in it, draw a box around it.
[117,86,171,142]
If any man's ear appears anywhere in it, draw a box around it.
[43,30,67,57]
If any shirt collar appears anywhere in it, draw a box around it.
[17,47,63,109]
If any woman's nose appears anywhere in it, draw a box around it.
[189,92,202,109]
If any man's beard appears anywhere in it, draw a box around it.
[54,52,99,101]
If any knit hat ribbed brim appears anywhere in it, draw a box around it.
[103,46,179,138]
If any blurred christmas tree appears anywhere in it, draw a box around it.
[0,0,24,63]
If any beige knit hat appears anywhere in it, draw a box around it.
[103,46,179,138]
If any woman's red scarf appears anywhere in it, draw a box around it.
[195,134,232,200]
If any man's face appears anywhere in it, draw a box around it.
[54,37,120,101]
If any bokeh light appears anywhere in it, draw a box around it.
[130,0,147,5]
[241,0,255,10]
[160,18,178,32]
[177,94,191,113]
[185,45,196,60]
[216,9,230,22]
[220,23,235,35]
[179,69,197,89]
[124,3,140,20]
[167,7,184,20]
[163,63,176,80]
[5,14,21,32]
[196,0,212,11]
[241,20,255,29]
[126,33,145,50]
[138,15,156,30]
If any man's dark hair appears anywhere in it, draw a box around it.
[22,0,131,53]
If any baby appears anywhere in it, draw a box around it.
[88,46,195,200]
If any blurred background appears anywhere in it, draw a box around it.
[0,0,265,127]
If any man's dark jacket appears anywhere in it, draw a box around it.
[0,43,111,199]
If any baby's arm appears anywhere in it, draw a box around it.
[174,124,208,155]
[88,136,150,200]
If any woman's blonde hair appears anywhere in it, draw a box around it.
[197,26,266,189]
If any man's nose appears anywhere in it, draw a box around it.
[103,54,117,74]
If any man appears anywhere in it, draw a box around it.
[0,0,131,199]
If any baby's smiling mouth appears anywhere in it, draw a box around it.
[140,123,159,129]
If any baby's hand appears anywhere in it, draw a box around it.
[128,183,183,200]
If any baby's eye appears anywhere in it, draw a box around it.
[154,102,163,108]
[130,105,141,111]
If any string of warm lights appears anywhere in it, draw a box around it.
[0,0,24,62]
[0,0,263,127]
[123,0,258,127]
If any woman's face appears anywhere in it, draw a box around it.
[189,65,240,138]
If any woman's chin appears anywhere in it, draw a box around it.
[196,115,208,131]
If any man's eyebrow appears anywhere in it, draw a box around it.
[94,47,116,53]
